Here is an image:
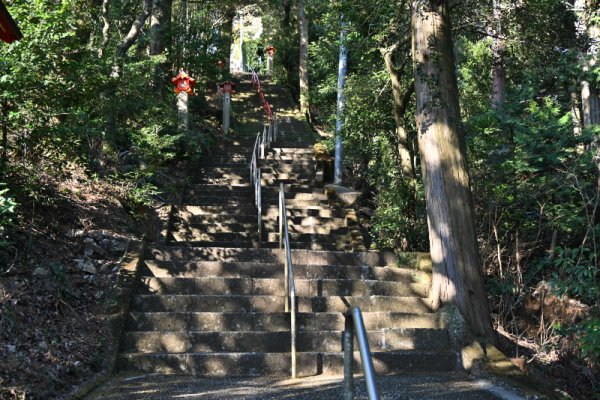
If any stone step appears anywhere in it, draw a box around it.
[137,277,428,297]
[260,172,317,180]
[172,205,337,217]
[173,208,347,223]
[163,241,364,252]
[181,187,330,201]
[121,328,449,353]
[269,148,315,155]
[264,231,358,243]
[195,178,315,186]
[144,247,403,267]
[125,312,439,332]
[130,295,432,313]
[264,154,315,161]
[261,177,315,186]
[182,192,328,203]
[170,231,259,243]
[181,197,328,208]
[171,222,348,235]
[141,260,427,282]
[116,350,458,376]
[261,164,317,172]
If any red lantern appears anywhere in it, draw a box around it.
[219,81,235,94]
[171,71,196,95]
[265,45,276,56]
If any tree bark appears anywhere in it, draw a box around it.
[490,0,506,110]
[108,0,152,136]
[297,0,310,117]
[150,0,172,55]
[575,0,600,128]
[98,0,110,58]
[116,0,152,60]
[411,0,496,343]
[223,10,236,73]
[283,0,292,28]
[382,48,416,183]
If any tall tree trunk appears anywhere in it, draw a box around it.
[297,0,310,117]
[382,48,416,184]
[283,0,292,27]
[411,0,496,343]
[98,0,110,58]
[150,0,171,55]
[223,10,236,74]
[108,0,152,136]
[116,0,152,61]
[490,0,506,110]
[575,0,600,128]
[150,0,172,94]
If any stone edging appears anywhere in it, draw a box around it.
[67,240,145,399]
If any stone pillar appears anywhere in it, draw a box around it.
[177,91,189,132]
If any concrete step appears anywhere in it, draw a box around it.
[141,260,428,282]
[171,222,348,235]
[260,172,317,180]
[116,350,458,376]
[264,154,315,161]
[260,164,317,173]
[181,196,327,208]
[172,205,339,218]
[144,247,402,267]
[137,277,428,297]
[162,240,364,252]
[125,311,440,332]
[196,177,315,186]
[269,148,315,155]
[121,328,449,353]
[170,231,259,243]
[173,206,347,222]
[261,177,315,186]
[130,295,432,313]
[264,231,358,243]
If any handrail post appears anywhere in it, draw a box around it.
[261,125,267,159]
[268,119,273,146]
[279,183,284,249]
[344,307,380,400]
[257,167,262,246]
[291,290,297,378]
[343,315,354,400]
[284,240,289,313]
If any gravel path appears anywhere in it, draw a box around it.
[86,372,532,399]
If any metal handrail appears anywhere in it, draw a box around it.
[343,307,380,400]
[279,183,297,378]
[250,132,262,243]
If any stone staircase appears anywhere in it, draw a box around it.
[115,77,460,378]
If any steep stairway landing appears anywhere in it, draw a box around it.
[117,247,457,376]
[114,76,460,379]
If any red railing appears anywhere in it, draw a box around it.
[251,71,274,122]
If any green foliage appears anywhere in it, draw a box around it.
[0,185,16,247]
[573,316,600,363]
[121,171,161,220]
[242,39,268,74]
[550,245,599,304]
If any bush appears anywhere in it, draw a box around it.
[0,185,16,247]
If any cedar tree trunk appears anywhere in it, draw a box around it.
[411,0,496,343]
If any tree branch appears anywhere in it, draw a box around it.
[117,0,152,58]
